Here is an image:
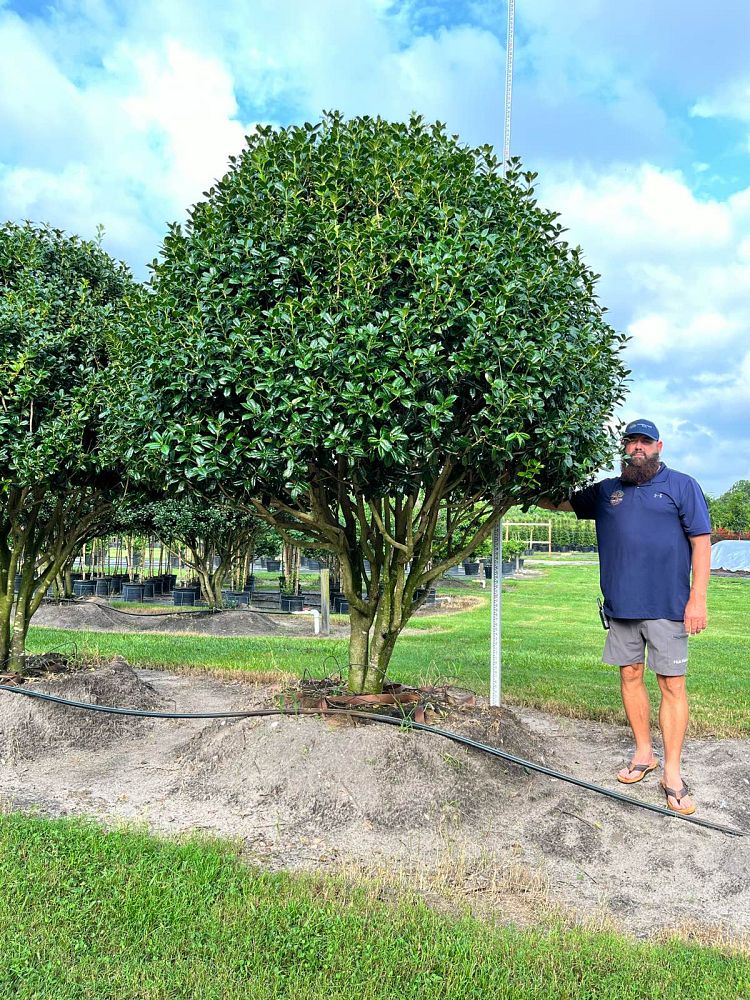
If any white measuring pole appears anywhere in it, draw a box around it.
[502,0,515,169]
[490,0,515,708]
[490,519,503,706]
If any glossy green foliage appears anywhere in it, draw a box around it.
[140,114,627,504]
[0,222,139,490]
[0,224,142,668]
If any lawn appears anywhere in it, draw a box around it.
[0,814,746,1000]
[26,564,750,736]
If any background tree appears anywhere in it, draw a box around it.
[132,114,627,693]
[708,480,750,536]
[148,497,274,606]
[0,223,139,671]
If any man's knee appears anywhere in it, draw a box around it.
[657,673,686,697]
[620,663,645,684]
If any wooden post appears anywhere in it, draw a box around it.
[319,568,330,637]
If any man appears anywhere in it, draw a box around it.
[540,419,711,815]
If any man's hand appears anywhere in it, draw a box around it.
[684,596,708,635]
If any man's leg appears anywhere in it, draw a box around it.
[656,673,694,810]
[617,662,657,780]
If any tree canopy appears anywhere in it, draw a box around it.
[131,113,628,692]
[0,222,139,670]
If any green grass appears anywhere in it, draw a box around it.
[27,565,750,735]
[0,814,746,1000]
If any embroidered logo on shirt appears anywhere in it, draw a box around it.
[653,493,664,498]
[610,490,624,506]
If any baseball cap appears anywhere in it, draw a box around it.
[622,419,660,441]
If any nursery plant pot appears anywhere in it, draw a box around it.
[414,587,437,604]
[501,560,514,575]
[173,589,195,606]
[94,578,111,597]
[483,565,492,579]
[463,561,480,576]
[142,582,154,599]
[281,595,304,612]
[266,559,281,572]
[122,583,144,603]
[73,580,96,597]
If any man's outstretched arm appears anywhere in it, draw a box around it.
[536,497,574,513]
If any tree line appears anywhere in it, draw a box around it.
[707,481,750,537]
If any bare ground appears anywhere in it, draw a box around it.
[0,659,748,951]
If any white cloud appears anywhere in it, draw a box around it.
[692,80,750,123]
[0,9,256,274]
[119,40,251,211]
[537,162,750,491]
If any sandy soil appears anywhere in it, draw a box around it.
[0,659,747,949]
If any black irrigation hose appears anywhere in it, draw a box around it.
[0,684,744,839]
[98,603,224,619]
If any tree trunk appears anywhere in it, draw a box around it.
[344,557,411,693]
[0,593,11,669]
[347,606,374,692]
[9,599,29,672]
[7,572,36,673]
[126,536,134,582]
[346,605,403,693]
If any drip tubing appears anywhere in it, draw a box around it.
[0,683,743,838]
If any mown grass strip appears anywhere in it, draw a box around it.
[0,815,746,1000]
[26,566,750,736]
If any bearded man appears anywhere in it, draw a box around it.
[540,420,711,815]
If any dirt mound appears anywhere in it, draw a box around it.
[33,601,339,638]
[173,700,544,838]
[0,658,164,762]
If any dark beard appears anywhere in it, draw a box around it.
[620,454,662,485]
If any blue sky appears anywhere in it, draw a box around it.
[2,0,749,495]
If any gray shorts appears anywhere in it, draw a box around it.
[603,618,689,676]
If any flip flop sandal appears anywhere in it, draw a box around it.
[660,781,696,815]
[617,759,659,784]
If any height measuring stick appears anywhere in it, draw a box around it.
[490,0,515,707]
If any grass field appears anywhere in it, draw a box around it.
[27,564,750,736]
[0,814,747,1000]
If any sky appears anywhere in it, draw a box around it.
[1,0,749,496]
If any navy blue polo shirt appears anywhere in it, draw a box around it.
[570,465,711,620]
